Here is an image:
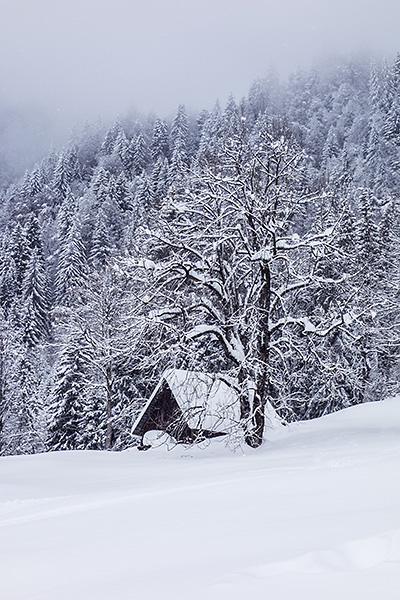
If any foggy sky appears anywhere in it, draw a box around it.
[1,0,400,164]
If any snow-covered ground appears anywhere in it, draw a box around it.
[1,397,400,600]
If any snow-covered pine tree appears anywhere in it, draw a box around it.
[133,133,150,176]
[52,147,79,202]
[21,247,51,347]
[4,347,45,455]
[169,105,189,182]
[55,214,88,303]
[47,333,95,451]
[151,118,169,162]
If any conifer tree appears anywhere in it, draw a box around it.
[114,172,131,211]
[356,188,381,278]
[21,248,50,346]
[47,334,93,451]
[91,166,111,203]
[170,104,189,168]
[90,208,112,269]
[5,348,44,455]
[133,133,150,175]
[55,215,88,303]
[101,119,124,156]
[0,255,19,316]
[150,157,169,207]
[52,149,74,201]
[151,118,169,161]
[8,223,30,290]
[0,312,16,454]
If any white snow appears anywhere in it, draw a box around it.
[302,316,316,332]
[164,369,239,433]
[1,397,400,600]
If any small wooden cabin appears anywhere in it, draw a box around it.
[131,369,239,443]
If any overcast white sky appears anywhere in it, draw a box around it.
[1,0,399,144]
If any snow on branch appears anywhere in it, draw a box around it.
[186,324,245,365]
[275,228,335,251]
[269,314,350,336]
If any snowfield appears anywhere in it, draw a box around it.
[1,397,400,600]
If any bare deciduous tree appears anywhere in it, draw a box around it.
[132,123,359,447]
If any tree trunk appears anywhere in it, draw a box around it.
[243,261,271,448]
[359,335,371,404]
[250,261,271,446]
[245,393,266,448]
[238,367,251,421]
[105,365,113,450]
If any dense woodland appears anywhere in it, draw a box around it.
[0,54,399,453]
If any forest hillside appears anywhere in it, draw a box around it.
[0,54,399,454]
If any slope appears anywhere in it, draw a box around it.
[0,397,399,600]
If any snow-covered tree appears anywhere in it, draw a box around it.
[169,104,189,179]
[21,247,51,346]
[133,133,150,176]
[55,215,88,303]
[52,266,141,450]
[4,348,45,455]
[133,124,360,447]
[47,333,95,451]
[151,118,169,161]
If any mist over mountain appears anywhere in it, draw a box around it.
[0,103,73,186]
[1,0,399,180]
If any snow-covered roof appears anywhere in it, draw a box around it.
[132,369,240,436]
[164,369,240,433]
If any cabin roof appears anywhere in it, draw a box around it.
[132,369,240,437]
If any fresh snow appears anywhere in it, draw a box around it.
[1,397,400,600]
